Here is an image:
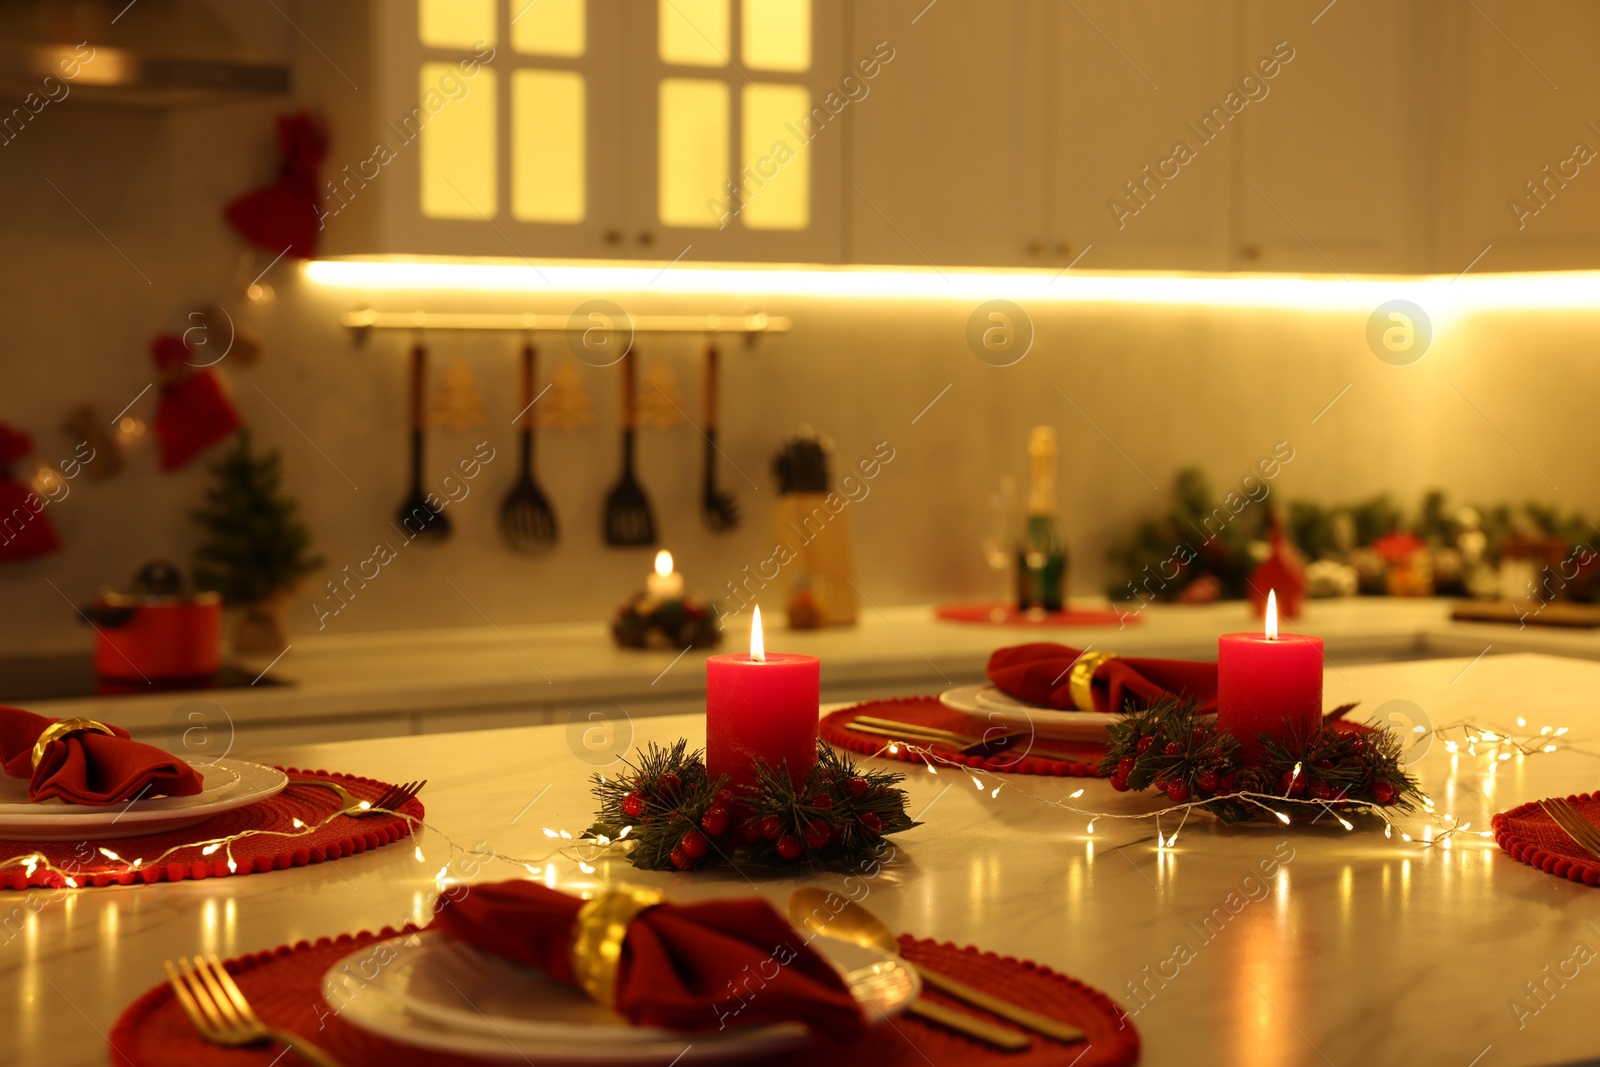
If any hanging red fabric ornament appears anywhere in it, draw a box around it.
[0,424,61,563]
[152,334,242,472]
[223,111,328,260]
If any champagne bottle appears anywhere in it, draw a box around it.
[1016,426,1068,613]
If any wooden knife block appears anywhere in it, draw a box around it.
[773,494,858,626]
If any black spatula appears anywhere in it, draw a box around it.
[603,349,655,547]
[398,342,450,544]
[500,341,558,552]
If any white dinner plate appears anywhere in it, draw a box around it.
[323,929,919,1065]
[940,683,1119,741]
[940,684,1217,741]
[0,760,286,840]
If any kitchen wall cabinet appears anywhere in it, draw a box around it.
[843,0,1041,268]
[298,0,1600,273]
[1048,0,1241,272]
[1232,0,1438,274]
[1433,0,1600,273]
[300,0,843,263]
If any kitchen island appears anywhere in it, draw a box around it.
[7,652,1598,1066]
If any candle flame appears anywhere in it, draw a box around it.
[751,605,766,662]
[1265,589,1278,640]
[654,549,673,578]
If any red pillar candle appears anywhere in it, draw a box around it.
[1217,591,1323,764]
[706,607,820,791]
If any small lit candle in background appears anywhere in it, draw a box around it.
[706,606,820,791]
[1217,590,1324,764]
[645,549,684,600]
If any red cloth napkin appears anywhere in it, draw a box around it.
[432,880,868,1039]
[987,642,1218,714]
[0,706,204,805]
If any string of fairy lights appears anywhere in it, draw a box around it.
[0,711,1587,890]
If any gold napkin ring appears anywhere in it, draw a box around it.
[31,718,116,770]
[1067,651,1121,711]
[570,885,666,1008]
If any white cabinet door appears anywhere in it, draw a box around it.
[1051,0,1239,272]
[309,0,631,260]
[844,0,1042,268]
[1436,0,1600,272]
[622,0,845,264]
[1233,0,1435,274]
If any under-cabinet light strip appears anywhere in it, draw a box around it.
[303,258,1600,312]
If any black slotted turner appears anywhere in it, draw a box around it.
[603,349,656,546]
[500,340,558,552]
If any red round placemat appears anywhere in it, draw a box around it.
[1492,791,1600,886]
[822,697,1107,777]
[0,767,422,891]
[109,925,1139,1067]
[935,602,1137,627]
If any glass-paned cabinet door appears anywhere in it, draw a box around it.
[627,0,843,262]
[374,0,626,258]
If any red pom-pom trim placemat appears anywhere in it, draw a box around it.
[1493,791,1600,886]
[109,925,1140,1067]
[822,697,1107,777]
[935,602,1137,627]
[1,767,422,891]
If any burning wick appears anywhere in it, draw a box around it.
[750,604,766,664]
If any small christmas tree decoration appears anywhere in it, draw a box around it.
[586,740,918,871]
[192,431,322,655]
[429,357,487,431]
[636,358,687,430]
[536,359,595,432]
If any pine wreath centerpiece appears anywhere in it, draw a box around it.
[1097,697,1423,825]
[586,740,918,871]
[193,430,321,655]
[612,595,722,650]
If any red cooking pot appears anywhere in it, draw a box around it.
[83,561,222,682]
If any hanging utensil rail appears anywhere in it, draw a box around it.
[339,309,791,336]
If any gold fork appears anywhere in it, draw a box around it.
[1539,797,1600,860]
[287,778,425,819]
[164,954,344,1067]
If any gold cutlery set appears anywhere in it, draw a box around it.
[1538,796,1600,860]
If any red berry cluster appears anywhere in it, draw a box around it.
[661,778,885,870]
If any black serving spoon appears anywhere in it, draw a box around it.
[397,341,450,544]
[500,341,558,552]
[603,349,656,546]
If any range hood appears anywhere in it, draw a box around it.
[0,0,289,106]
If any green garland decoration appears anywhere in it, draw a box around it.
[1096,697,1424,825]
[586,740,918,871]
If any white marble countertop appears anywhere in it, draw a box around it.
[7,651,1600,1066]
[25,598,1600,751]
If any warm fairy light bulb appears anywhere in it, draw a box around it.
[1274,811,1291,824]
[971,776,984,790]
[1070,788,1084,799]
[414,846,425,863]
[991,786,1001,798]
[618,825,633,839]
[579,861,595,874]
[750,605,766,662]
[202,844,222,856]
[655,550,673,578]
[1265,590,1279,640]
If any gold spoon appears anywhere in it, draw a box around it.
[789,889,1085,1048]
